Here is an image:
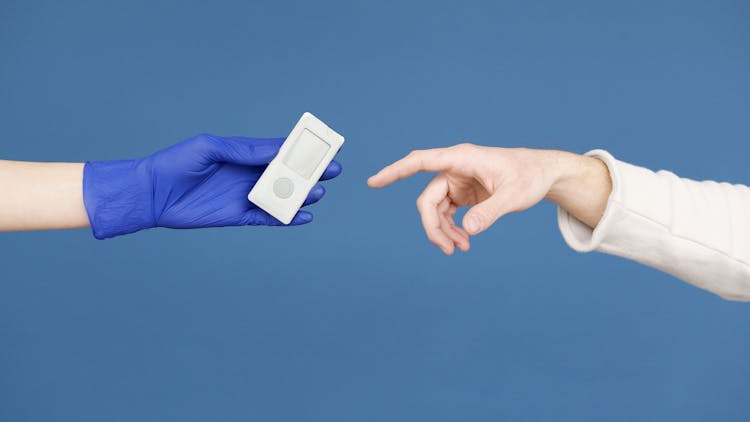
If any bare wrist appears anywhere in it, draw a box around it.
[543,151,583,201]
[544,151,612,228]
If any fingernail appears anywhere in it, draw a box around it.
[465,216,480,234]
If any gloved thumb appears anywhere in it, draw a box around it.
[203,136,285,166]
[462,193,508,235]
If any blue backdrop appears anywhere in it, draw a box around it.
[1,1,749,420]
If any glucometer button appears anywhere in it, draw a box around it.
[273,177,294,199]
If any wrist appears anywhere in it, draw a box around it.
[544,151,603,202]
[544,151,612,228]
[543,151,573,203]
[83,159,156,239]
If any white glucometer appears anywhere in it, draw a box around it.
[248,112,344,224]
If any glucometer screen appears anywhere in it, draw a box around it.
[283,129,331,179]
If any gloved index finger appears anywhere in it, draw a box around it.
[207,136,285,166]
[367,148,454,188]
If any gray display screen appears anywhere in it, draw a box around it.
[282,129,331,179]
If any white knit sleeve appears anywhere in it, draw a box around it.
[557,149,750,301]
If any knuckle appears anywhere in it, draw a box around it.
[190,133,219,149]
[239,213,255,226]
[434,148,449,159]
[194,133,215,142]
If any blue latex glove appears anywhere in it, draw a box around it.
[83,134,342,239]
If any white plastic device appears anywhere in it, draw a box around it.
[247,112,344,224]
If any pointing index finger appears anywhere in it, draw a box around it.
[367,148,454,188]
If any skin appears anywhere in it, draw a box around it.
[367,144,612,255]
[0,161,89,231]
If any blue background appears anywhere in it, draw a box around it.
[1,0,749,420]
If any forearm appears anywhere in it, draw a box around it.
[553,150,750,301]
[0,160,89,231]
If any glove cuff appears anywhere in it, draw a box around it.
[83,159,155,239]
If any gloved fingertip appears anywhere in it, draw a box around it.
[290,211,313,225]
[320,160,342,180]
[301,184,326,207]
[311,183,326,198]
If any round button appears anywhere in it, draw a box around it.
[273,177,294,199]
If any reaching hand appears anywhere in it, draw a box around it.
[84,134,342,239]
[368,144,599,255]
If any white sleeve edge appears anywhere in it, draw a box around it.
[557,149,622,253]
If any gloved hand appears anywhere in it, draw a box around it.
[83,134,342,239]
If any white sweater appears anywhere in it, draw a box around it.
[557,150,750,301]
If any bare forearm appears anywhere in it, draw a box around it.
[0,160,89,231]
[544,151,612,229]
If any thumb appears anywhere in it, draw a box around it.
[203,136,285,166]
[462,193,509,235]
